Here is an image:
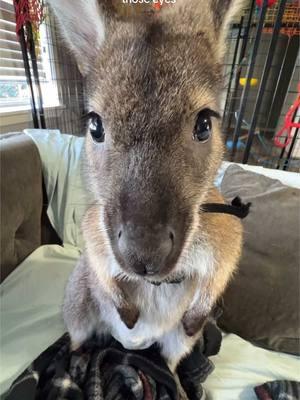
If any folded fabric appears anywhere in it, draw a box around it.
[220,165,300,355]
[5,322,221,400]
[254,380,300,400]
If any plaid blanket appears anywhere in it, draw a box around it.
[5,322,222,400]
[255,380,300,400]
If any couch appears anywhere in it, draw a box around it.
[0,131,299,399]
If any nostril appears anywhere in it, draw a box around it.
[134,263,147,276]
[169,231,175,242]
[118,230,122,239]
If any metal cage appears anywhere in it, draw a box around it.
[222,0,299,171]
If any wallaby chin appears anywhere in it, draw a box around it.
[50,0,244,373]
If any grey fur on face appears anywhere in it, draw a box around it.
[48,0,245,373]
[84,13,225,274]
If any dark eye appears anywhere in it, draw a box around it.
[193,109,217,143]
[88,112,105,143]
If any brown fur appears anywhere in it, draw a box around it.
[48,0,245,379]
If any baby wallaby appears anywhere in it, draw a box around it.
[48,0,244,372]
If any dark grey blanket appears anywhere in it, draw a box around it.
[255,380,300,400]
[5,322,222,400]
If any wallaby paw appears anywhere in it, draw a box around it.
[182,312,206,337]
[118,304,140,329]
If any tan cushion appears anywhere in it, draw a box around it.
[219,165,300,355]
[0,133,43,282]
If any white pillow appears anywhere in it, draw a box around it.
[24,129,91,249]
[215,161,300,189]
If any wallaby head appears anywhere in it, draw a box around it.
[49,0,244,279]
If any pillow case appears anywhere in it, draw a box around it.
[219,165,300,355]
[24,129,91,249]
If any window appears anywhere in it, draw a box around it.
[0,0,59,114]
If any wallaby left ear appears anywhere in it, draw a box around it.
[211,0,246,58]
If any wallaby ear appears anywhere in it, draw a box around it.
[211,0,245,57]
[47,0,107,75]
[164,0,245,60]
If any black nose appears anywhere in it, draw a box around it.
[117,223,174,276]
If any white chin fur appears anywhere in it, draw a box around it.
[107,238,215,284]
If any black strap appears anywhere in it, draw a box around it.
[202,196,251,219]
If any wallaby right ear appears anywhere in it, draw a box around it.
[47,0,108,75]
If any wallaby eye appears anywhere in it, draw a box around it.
[193,109,216,143]
[88,112,105,143]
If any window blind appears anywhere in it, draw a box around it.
[0,0,45,81]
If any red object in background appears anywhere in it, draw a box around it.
[256,0,276,7]
[274,84,300,149]
[153,2,163,11]
[13,0,43,35]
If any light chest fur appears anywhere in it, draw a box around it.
[87,242,215,351]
